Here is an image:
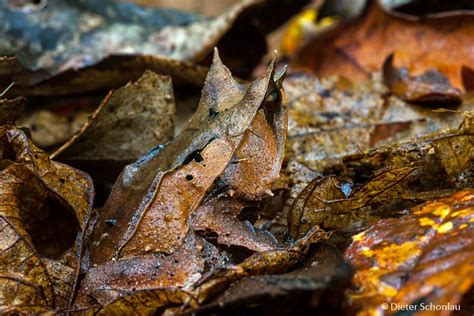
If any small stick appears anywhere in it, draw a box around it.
[0,82,15,97]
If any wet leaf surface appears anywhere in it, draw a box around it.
[287,113,474,238]
[1,1,474,314]
[345,190,474,315]
[78,227,328,315]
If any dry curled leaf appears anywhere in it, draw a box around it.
[345,190,474,315]
[292,0,474,92]
[287,166,417,239]
[52,70,175,181]
[383,54,463,105]
[0,126,93,314]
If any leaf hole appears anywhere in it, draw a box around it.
[19,179,80,259]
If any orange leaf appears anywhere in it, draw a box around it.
[345,190,474,315]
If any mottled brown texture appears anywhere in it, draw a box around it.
[0,126,93,314]
[88,50,276,265]
[193,197,277,251]
[0,97,25,125]
[80,227,328,315]
[75,232,226,307]
[52,71,175,180]
[189,243,352,316]
[287,166,417,238]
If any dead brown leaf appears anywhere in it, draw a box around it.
[0,97,25,125]
[52,71,175,181]
[292,0,474,92]
[0,126,93,314]
[79,226,328,315]
[287,166,417,239]
[189,243,352,316]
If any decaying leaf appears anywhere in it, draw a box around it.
[383,54,463,105]
[340,112,474,189]
[1,0,310,96]
[52,70,175,181]
[287,112,474,238]
[75,288,194,316]
[287,166,417,239]
[189,243,352,316]
[79,227,328,315]
[275,72,472,241]
[292,0,474,91]
[0,126,93,314]
[0,0,242,74]
[8,55,208,97]
[345,190,474,315]
[283,72,470,173]
[17,109,88,149]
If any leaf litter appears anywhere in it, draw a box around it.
[0,0,473,315]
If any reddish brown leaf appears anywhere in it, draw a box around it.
[292,0,474,92]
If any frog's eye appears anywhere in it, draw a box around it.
[263,89,281,113]
[265,90,280,103]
